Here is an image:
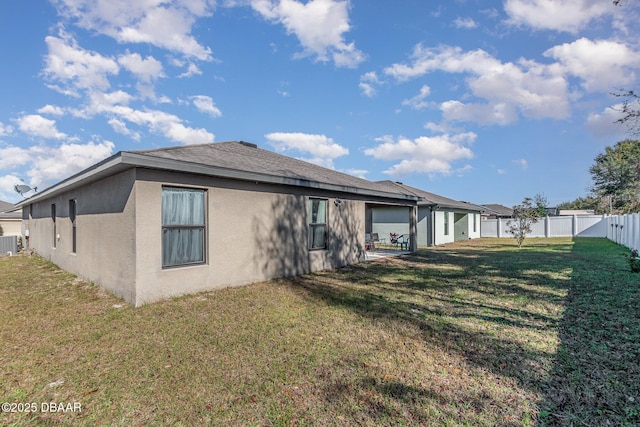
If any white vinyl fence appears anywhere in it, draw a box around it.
[0,235,18,255]
[481,214,640,252]
[605,213,640,252]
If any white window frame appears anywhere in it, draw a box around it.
[161,186,207,268]
[308,198,328,250]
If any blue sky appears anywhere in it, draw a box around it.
[1,0,638,206]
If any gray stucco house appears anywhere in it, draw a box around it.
[17,141,419,306]
[368,181,483,246]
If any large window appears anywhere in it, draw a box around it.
[308,198,327,250]
[162,187,206,268]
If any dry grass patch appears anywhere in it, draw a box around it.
[1,238,638,426]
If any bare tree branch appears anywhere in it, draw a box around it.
[612,89,640,136]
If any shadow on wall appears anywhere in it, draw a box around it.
[252,195,366,281]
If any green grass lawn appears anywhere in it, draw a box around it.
[1,238,638,426]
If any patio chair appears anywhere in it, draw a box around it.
[390,233,399,247]
[365,233,375,251]
[397,234,409,251]
[371,233,380,245]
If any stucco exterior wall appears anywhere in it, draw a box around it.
[0,219,22,237]
[433,210,453,245]
[372,206,481,247]
[133,170,367,306]
[371,207,411,244]
[467,212,481,240]
[26,170,137,302]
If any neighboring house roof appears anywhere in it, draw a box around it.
[0,200,21,219]
[480,204,514,217]
[375,181,484,212]
[17,142,420,208]
[558,209,595,216]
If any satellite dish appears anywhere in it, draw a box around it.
[14,184,37,197]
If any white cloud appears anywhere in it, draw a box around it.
[108,118,141,141]
[107,105,215,145]
[440,100,519,125]
[359,71,380,97]
[384,44,570,123]
[250,0,365,68]
[364,133,475,176]
[512,158,528,169]
[402,85,431,110]
[0,146,32,169]
[265,132,349,168]
[43,31,119,93]
[0,122,13,136]
[504,0,612,33]
[344,168,368,179]
[178,62,203,78]
[191,95,222,118]
[52,0,215,60]
[0,140,115,192]
[27,140,116,185]
[37,105,65,116]
[118,52,165,82]
[82,90,135,117]
[586,104,627,138]
[544,38,640,92]
[453,17,478,29]
[15,115,71,140]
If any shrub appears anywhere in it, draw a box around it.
[630,249,640,273]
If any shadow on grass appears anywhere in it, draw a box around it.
[537,238,640,426]
[284,239,574,398]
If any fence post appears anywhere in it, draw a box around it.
[631,213,636,251]
[572,215,577,237]
[544,216,550,238]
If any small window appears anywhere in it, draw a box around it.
[308,198,327,250]
[162,187,206,268]
[69,199,77,253]
[51,204,57,248]
[444,212,449,236]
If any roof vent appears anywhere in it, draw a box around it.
[395,181,403,185]
[238,141,258,148]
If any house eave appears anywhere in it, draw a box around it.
[124,152,419,203]
[16,151,419,208]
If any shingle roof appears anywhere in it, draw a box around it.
[375,181,483,212]
[18,142,422,207]
[480,204,514,216]
[132,141,418,199]
[0,200,21,218]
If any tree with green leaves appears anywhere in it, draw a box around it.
[557,196,599,211]
[589,139,640,214]
[508,194,548,248]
